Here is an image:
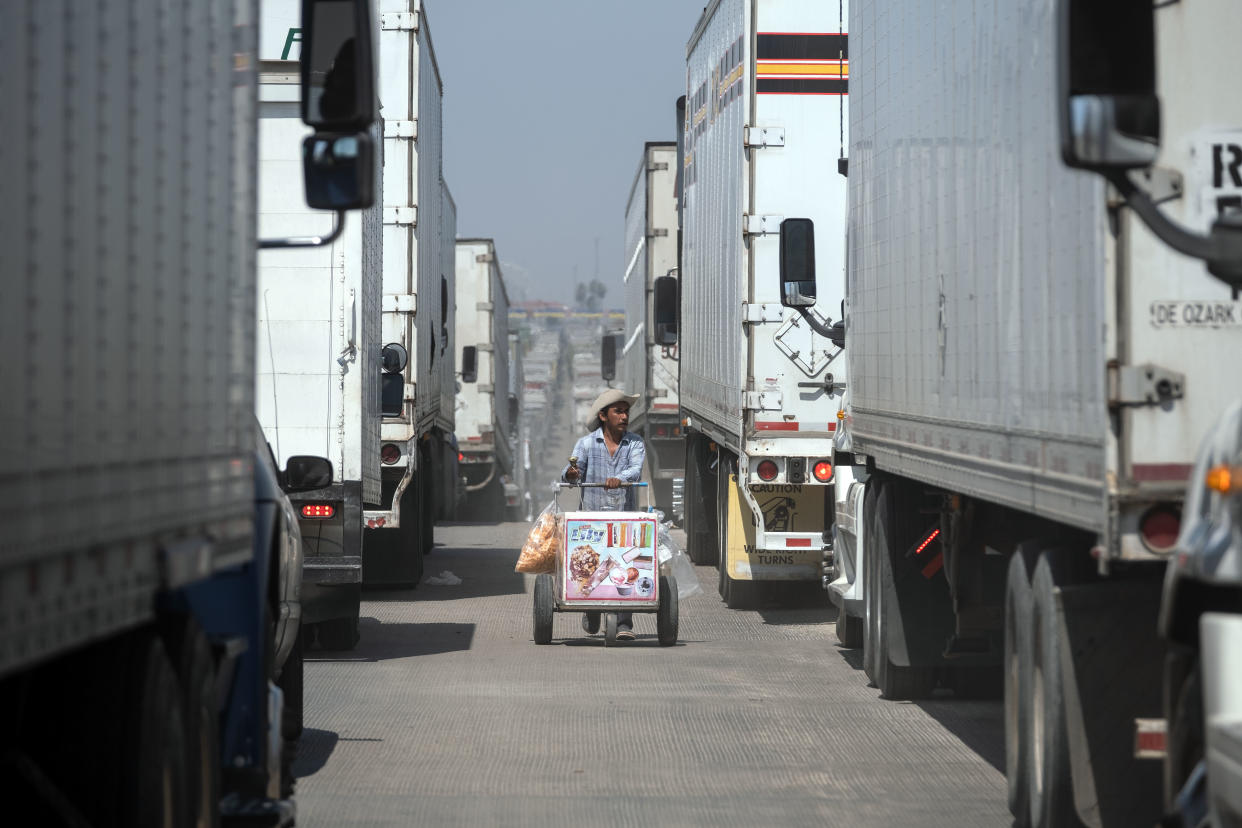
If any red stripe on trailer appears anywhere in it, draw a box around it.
[756,421,798,431]
[1132,464,1193,482]
[921,552,944,578]
[651,403,679,411]
[786,538,813,547]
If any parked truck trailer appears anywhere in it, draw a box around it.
[815,1,1242,826]
[256,75,383,649]
[0,0,376,821]
[455,239,513,519]
[675,0,849,607]
[363,0,458,587]
[622,142,685,521]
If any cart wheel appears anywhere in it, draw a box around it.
[604,613,619,647]
[658,575,679,646]
[533,574,554,645]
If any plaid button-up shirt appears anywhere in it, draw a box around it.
[560,428,646,511]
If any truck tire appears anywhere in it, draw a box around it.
[1163,646,1203,810]
[862,480,883,685]
[277,630,305,797]
[1028,554,1080,828]
[657,575,680,646]
[872,482,937,700]
[835,609,863,649]
[163,617,220,827]
[419,440,435,555]
[533,574,555,644]
[1004,547,1036,826]
[124,633,192,828]
[685,436,717,565]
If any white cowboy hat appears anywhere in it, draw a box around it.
[586,388,639,430]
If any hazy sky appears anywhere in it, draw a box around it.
[427,1,706,308]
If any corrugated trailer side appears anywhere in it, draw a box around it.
[680,0,747,443]
[0,0,256,675]
[848,0,1109,532]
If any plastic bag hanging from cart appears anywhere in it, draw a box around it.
[656,516,701,600]
[515,498,563,574]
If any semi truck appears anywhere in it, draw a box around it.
[1046,1,1242,824]
[256,53,383,649]
[807,0,1242,826]
[363,0,458,586]
[455,239,514,520]
[672,0,849,606]
[0,0,377,822]
[621,142,685,521]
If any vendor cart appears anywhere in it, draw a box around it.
[533,482,679,646]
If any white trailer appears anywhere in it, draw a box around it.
[821,1,1242,825]
[361,0,456,586]
[1,0,376,818]
[256,65,383,646]
[455,239,513,519]
[676,0,849,606]
[623,142,684,520]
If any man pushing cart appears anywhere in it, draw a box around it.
[522,388,679,647]
[562,389,647,641]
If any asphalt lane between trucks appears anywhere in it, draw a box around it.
[292,522,1008,827]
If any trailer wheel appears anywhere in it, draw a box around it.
[533,574,555,644]
[658,576,679,646]
[1163,646,1203,811]
[1004,547,1036,825]
[835,610,863,649]
[685,435,718,565]
[277,629,305,797]
[163,617,220,827]
[1028,554,1080,828]
[123,633,192,828]
[872,482,936,700]
[861,480,883,684]
[604,613,619,647]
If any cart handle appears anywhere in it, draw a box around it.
[555,481,653,511]
[557,482,648,488]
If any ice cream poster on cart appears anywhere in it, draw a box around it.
[562,513,659,602]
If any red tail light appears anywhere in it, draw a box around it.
[301,504,335,519]
[655,425,669,437]
[380,443,401,465]
[458,452,464,462]
[812,460,833,482]
[1139,506,1180,552]
[757,460,778,481]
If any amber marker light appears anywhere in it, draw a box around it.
[1205,464,1242,494]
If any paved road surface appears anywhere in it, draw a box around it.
[293,520,1010,827]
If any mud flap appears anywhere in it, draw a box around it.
[1055,578,1164,827]
[723,474,822,581]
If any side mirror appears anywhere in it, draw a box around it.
[601,335,617,382]
[284,455,334,492]
[300,0,377,131]
[303,132,374,211]
[380,374,403,417]
[381,342,408,373]
[653,274,679,345]
[1056,0,1159,171]
[461,346,478,384]
[779,218,817,308]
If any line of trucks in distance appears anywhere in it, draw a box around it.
[0,0,578,823]
[621,0,1242,826]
